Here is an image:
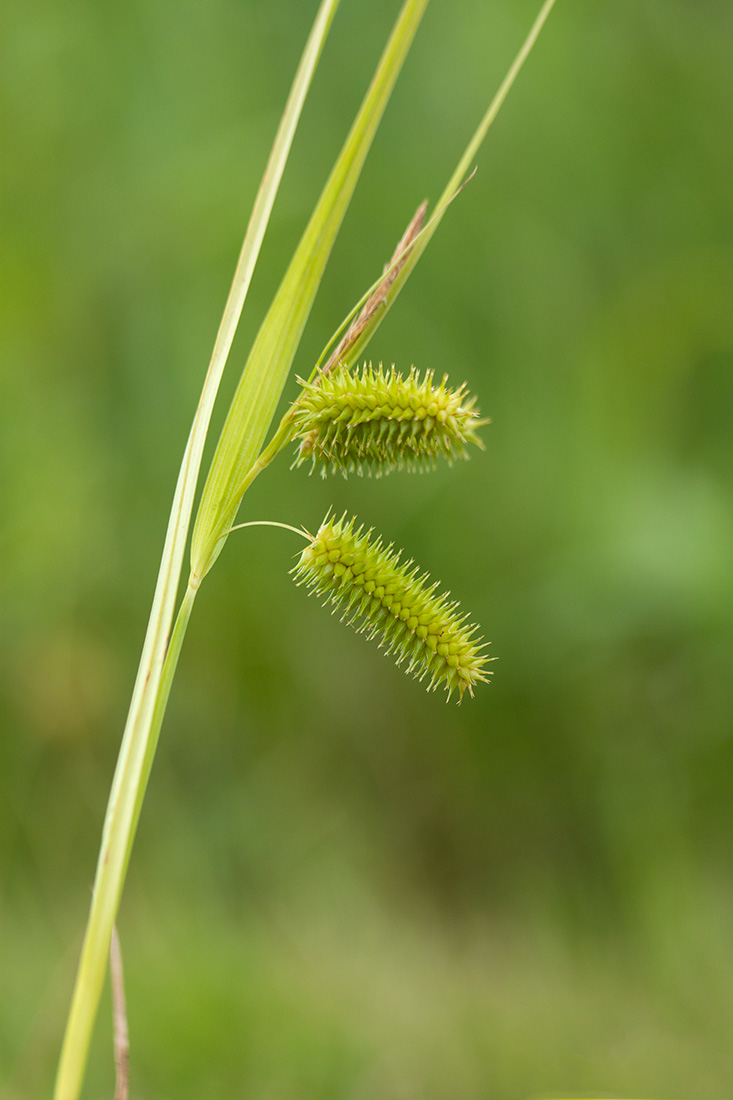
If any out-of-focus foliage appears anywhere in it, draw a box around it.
[1,1,732,1097]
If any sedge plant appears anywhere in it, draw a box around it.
[52,1,557,1096]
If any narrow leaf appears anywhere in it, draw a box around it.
[191,0,430,584]
[52,5,338,1099]
[336,0,558,369]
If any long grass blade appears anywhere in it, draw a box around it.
[52,5,339,1098]
[190,0,430,584]
[337,0,558,369]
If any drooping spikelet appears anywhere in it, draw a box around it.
[292,362,486,478]
[292,513,492,701]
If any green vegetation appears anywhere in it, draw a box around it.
[1,0,732,1098]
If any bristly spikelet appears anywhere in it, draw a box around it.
[292,362,486,478]
[292,513,492,701]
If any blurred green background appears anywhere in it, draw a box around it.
[2,0,732,1097]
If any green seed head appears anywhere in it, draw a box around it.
[292,512,492,701]
[292,362,486,478]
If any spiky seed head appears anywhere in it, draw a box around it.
[292,362,487,478]
[292,512,492,701]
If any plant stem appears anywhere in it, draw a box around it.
[51,3,340,1095]
[53,584,197,1100]
[189,0,429,584]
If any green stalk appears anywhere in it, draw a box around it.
[54,584,197,1100]
[52,3,340,1096]
[340,0,559,368]
[189,0,430,584]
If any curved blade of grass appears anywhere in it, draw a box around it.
[190,0,430,585]
[52,3,340,1097]
[339,0,558,368]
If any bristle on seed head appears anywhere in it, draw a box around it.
[292,362,486,478]
[292,512,492,701]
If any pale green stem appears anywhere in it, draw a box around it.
[189,0,429,583]
[52,2,339,1096]
[437,0,558,209]
[342,0,559,369]
[189,415,302,585]
[53,585,197,1100]
[125,583,198,874]
[227,520,311,540]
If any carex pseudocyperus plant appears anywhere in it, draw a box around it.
[53,2,557,1097]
